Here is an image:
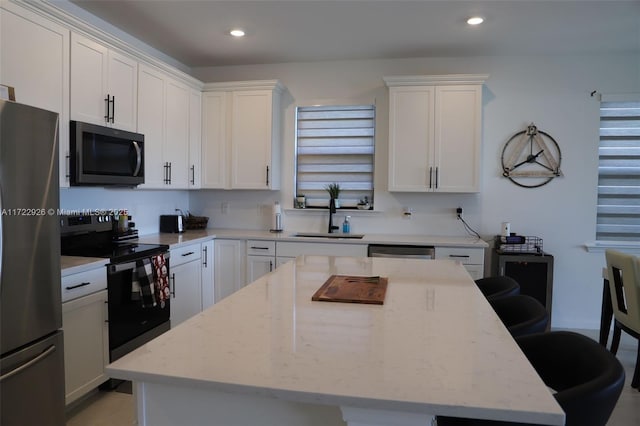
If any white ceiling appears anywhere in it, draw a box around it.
[65,0,640,68]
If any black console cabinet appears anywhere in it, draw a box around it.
[492,252,554,324]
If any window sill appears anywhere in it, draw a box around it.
[284,208,382,217]
[584,241,640,254]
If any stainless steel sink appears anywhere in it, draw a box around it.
[290,232,365,239]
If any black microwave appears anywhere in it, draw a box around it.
[70,121,144,186]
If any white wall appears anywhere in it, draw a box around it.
[191,53,639,329]
[61,188,189,236]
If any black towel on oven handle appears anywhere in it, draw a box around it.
[136,258,157,308]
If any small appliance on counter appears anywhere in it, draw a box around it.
[160,214,184,233]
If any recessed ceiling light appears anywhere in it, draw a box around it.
[229,29,245,37]
[467,16,484,26]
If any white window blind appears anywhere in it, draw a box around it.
[295,105,375,208]
[597,101,640,242]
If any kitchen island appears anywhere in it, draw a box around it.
[106,256,564,426]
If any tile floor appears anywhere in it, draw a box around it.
[65,329,639,426]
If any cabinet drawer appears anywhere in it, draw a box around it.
[62,267,107,303]
[171,243,201,267]
[434,247,484,265]
[246,240,276,256]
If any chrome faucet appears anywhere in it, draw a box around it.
[327,198,339,233]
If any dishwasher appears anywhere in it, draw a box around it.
[367,244,435,259]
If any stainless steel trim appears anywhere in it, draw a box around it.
[0,345,56,383]
[132,141,142,177]
[370,253,433,259]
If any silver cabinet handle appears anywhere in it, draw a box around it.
[449,254,470,258]
[250,246,270,250]
[203,246,208,267]
[265,165,269,186]
[182,251,195,256]
[104,95,110,122]
[190,165,195,185]
[171,273,176,298]
[0,345,56,383]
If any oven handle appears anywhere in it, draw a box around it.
[108,252,170,274]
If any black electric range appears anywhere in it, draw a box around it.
[60,213,168,263]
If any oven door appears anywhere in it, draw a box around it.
[106,255,170,361]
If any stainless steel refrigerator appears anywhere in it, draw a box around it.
[0,100,65,425]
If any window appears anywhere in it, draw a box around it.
[597,100,640,242]
[295,104,375,208]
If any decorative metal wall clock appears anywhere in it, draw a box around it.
[501,123,563,188]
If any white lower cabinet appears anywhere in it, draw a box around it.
[170,244,202,327]
[245,240,276,284]
[62,289,108,405]
[201,240,214,309]
[214,239,245,303]
[434,246,485,280]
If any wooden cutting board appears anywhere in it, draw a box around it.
[311,275,388,305]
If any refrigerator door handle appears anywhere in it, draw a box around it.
[0,345,56,383]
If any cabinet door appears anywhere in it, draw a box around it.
[434,85,482,192]
[62,290,108,405]
[70,33,108,126]
[138,65,166,188]
[107,50,137,131]
[388,86,434,192]
[165,79,190,188]
[201,240,215,309]
[214,239,245,302]
[201,91,227,188]
[231,90,273,189]
[189,89,202,188]
[1,4,70,187]
[171,260,202,327]
[246,255,274,284]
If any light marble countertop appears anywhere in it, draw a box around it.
[137,228,489,248]
[61,228,487,273]
[106,256,563,424]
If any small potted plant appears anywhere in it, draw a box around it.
[295,194,306,209]
[325,183,341,208]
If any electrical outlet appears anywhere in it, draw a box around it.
[456,207,463,219]
[221,201,229,215]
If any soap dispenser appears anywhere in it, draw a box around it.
[342,216,351,234]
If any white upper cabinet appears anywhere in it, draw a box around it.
[70,32,137,131]
[201,81,284,190]
[189,89,202,189]
[385,75,487,193]
[138,64,193,189]
[201,91,227,188]
[0,2,70,187]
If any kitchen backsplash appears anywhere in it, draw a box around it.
[60,187,189,236]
